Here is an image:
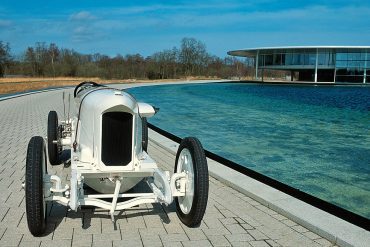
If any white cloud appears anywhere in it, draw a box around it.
[100,2,260,16]
[70,11,96,21]
[77,4,368,33]
[69,11,99,42]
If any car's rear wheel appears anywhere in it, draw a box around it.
[175,137,209,227]
[47,111,60,165]
[25,136,48,236]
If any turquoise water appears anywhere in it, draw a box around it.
[128,83,370,219]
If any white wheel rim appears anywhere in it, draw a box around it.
[177,148,194,214]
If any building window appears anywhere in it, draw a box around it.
[264,54,273,66]
[318,52,335,67]
[335,51,366,83]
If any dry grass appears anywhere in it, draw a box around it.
[0,77,218,95]
[0,77,120,95]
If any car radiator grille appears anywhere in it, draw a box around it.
[101,112,132,166]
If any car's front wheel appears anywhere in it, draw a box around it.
[174,137,209,227]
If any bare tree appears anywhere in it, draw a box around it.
[48,43,59,77]
[10,38,258,80]
[0,41,12,77]
[60,49,79,76]
[24,47,37,76]
[179,38,208,76]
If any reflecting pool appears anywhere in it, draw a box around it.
[128,82,370,219]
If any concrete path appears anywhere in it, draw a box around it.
[0,88,336,246]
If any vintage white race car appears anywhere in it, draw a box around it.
[24,82,209,236]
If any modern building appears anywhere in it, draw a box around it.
[228,46,370,83]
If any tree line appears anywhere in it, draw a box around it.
[0,38,255,80]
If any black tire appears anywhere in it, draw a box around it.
[142,117,148,152]
[47,111,60,165]
[174,137,209,227]
[25,136,47,236]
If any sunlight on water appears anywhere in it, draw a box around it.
[128,82,370,219]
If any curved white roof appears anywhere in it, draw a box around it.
[228,46,370,57]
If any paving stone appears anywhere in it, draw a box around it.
[141,234,162,247]
[228,241,252,247]
[160,233,188,242]
[120,231,141,241]
[265,239,281,247]
[303,231,322,240]
[276,232,321,247]
[92,240,112,247]
[239,215,262,228]
[125,215,147,229]
[219,209,237,218]
[113,239,143,247]
[207,235,231,246]
[138,227,166,236]
[19,240,42,247]
[247,229,268,240]
[0,233,23,246]
[271,214,287,221]
[53,227,73,240]
[72,233,92,246]
[0,226,7,239]
[119,224,139,234]
[219,217,238,225]
[314,238,335,247]
[291,224,309,233]
[163,241,182,247]
[182,227,207,241]
[163,222,185,234]
[2,208,24,225]
[181,239,213,247]
[203,218,225,229]
[101,222,120,234]
[241,223,254,231]
[249,240,270,247]
[74,225,101,235]
[202,227,230,236]
[255,205,277,216]
[281,219,298,227]
[224,233,254,242]
[256,224,295,240]
[41,239,72,247]
[225,223,246,234]
[143,214,164,228]
[93,232,121,241]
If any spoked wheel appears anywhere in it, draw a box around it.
[25,136,48,236]
[47,111,60,165]
[142,117,148,152]
[175,137,209,227]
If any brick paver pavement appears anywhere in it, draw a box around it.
[0,89,335,246]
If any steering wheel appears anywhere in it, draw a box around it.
[74,81,103,98]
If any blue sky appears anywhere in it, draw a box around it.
[0,0,369,57]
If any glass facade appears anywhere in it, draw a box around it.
[335,52,368,83]
[258,52,335,68]
[254,48,369,83]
